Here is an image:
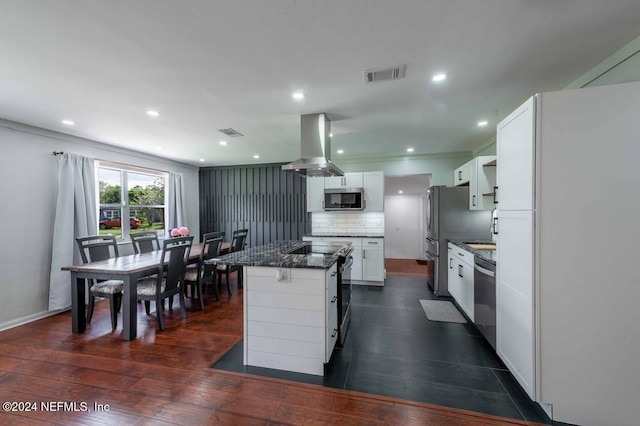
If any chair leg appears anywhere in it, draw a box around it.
[196,280,204,310]
[86,295,96,323]
[179,292,187,319]
[225,269,232,295]
[109,294,121,330]
[144,301,151,315]
[156,298,165,331]
[214,274,220,301]
[237,266,243,289]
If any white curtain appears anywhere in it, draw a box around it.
[167,172,187,230]
[48,153,97,311]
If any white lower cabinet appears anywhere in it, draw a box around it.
[244,264,338,376]
[362,238,384,282]
[447,244,460,302]
[306,236,384,285]
[448,244,474,321]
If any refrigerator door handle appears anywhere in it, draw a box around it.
[493,217,499,235]
[493,186,498,205]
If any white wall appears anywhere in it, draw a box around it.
[0,120,199,330]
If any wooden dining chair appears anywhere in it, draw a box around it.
[216,229,248,294]
[184,235,223,308]
[136,236,194,331]
[75,235,123,329]
[130,231,160,254]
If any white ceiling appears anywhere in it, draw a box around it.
[2,1,640,167]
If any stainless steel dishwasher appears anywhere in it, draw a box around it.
[474,255,496,350]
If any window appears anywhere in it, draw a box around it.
[97,163,166,240]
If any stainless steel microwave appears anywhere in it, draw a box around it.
[324,188,365,210]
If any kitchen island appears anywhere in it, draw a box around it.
[211,240,350,375]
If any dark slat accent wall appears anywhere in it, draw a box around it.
[199,163,310,247]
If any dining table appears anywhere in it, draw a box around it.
[62,241,230,341]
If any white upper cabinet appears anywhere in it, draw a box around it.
[469,156,497,210]
[454,162,471,186]
[363,171,384,212]
[454,156,497,210]
[325,173,363,189]
[306,177,325,212]
[496,97,535,211]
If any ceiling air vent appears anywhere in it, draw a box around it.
[364,64,406,83]
[218,128,244,137]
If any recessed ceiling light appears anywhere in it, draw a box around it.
[219,140,228,146]
[146,110,160,117]
[199,159,205,162]
[253,154,260,159]
[478,120,488,127]
[292,91,305,100]
[398,190,404,194]
[329,133,333,138]
[155,146,162,150]
[407,147,414,153]
[432,73,447,82]
[62,120,75,126]
[337,149,344,154]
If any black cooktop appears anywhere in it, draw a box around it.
[282,242,349,256]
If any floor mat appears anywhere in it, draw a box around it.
[419,299,467,323]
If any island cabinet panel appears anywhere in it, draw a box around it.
[244,263,338,375]
[248,306,324,327]
[248,322,324,343]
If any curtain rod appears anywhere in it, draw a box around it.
[52,150,170,174]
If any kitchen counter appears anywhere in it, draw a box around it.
[210,240,350,269]
[449,239,496,265]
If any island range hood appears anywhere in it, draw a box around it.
[282,113,344,177]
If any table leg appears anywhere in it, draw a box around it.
[71,272,86,334]
[122,276,137,341]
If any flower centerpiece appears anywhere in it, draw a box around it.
[170,226,189,237]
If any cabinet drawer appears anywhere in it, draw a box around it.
[326,311,339,362]
[362,238,383,246]
[452,246,474,265]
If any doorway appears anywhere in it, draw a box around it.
[384,174,430,261]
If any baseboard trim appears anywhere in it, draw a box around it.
[0,308,69,332]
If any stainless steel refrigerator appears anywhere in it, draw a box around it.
[425,185,491,297]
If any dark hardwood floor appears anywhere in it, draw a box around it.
[0,276,543,425]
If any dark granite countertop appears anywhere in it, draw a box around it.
[208,240,351,270]
[448,239,496,265]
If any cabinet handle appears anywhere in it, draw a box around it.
[367,241,377,244]
[363,249,366,259]
[322,200,324,209]
[457,252,464,257]
[493,217,498,235]
[331,296,337,303]
[472,195,476,207]
[449,258,453,269]
[331,329,338,338]
[331,271,337,277]
[458,264,463,278]
[493,186,498,205]
[458,170,462,181]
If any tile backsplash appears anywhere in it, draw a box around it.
[311,212,384,236]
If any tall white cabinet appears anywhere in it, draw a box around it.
[496,82,640,426]
[496,96,536,398]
